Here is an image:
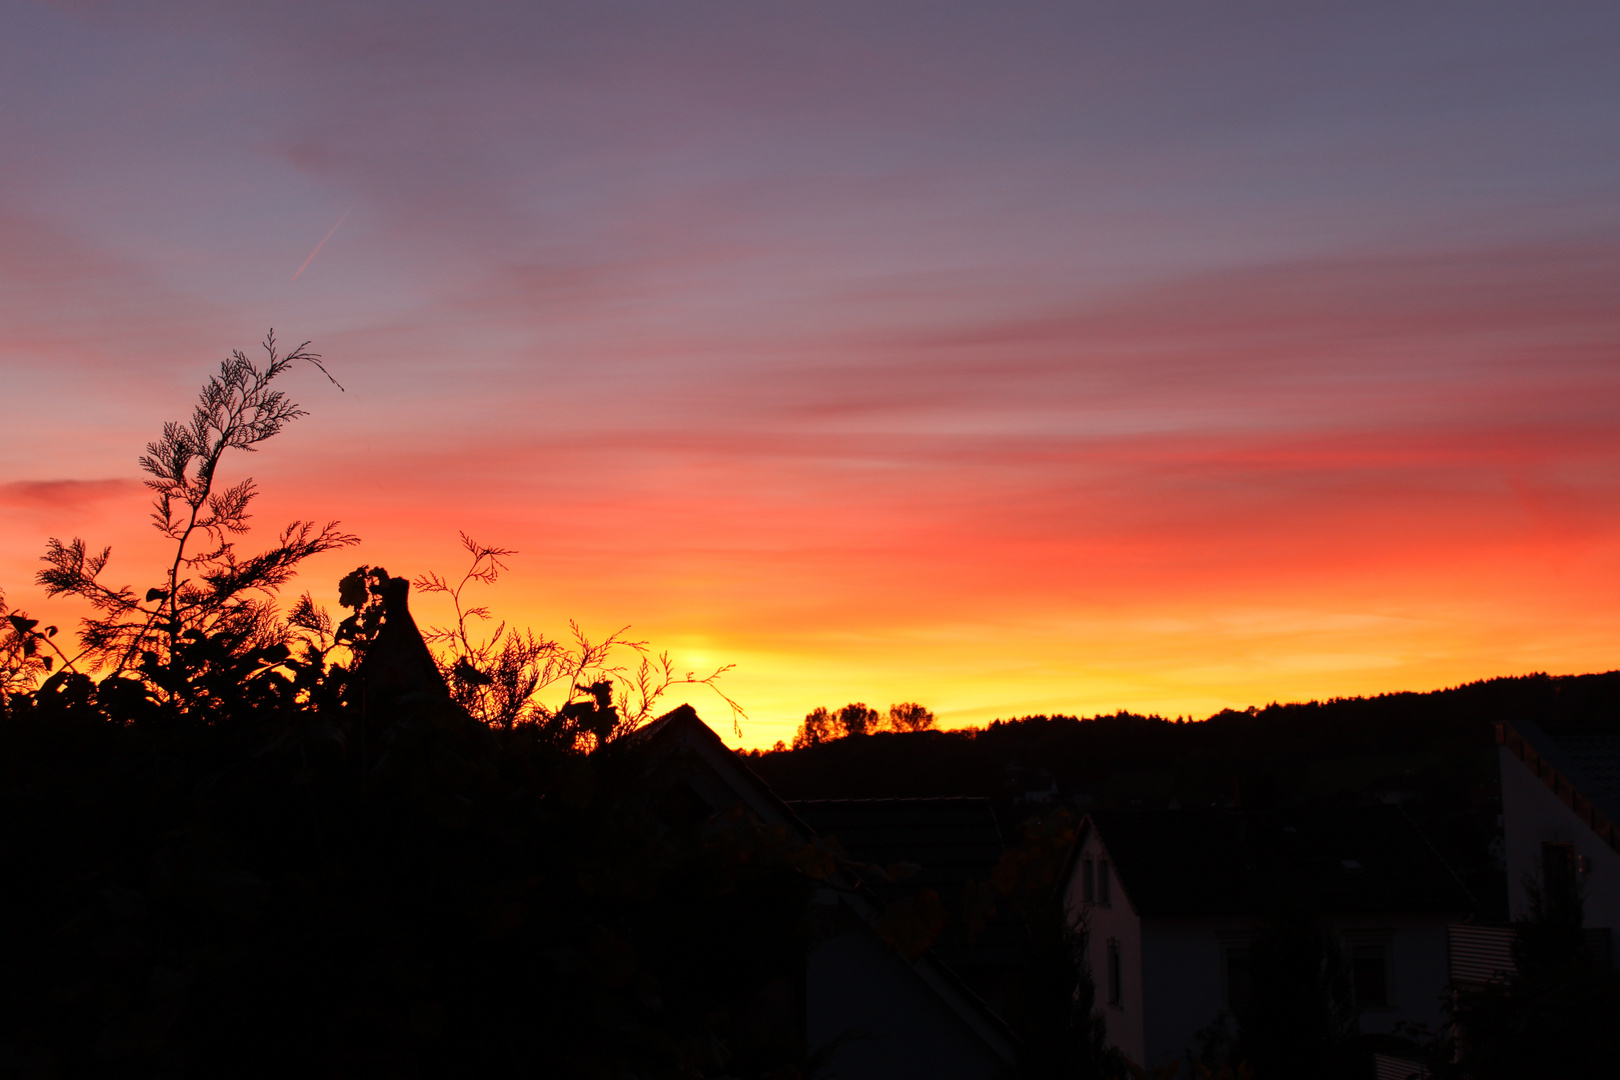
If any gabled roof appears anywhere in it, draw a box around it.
[1498,719,1620,854]
[621,707,1018,1064]
[1075,807,1476,918]
[620,705,820,835]
[789,798,1025,975]
[358,577,449,701]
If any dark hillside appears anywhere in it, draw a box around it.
[749,670,1620,921]
[753,671,1620,801]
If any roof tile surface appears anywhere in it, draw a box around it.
[789,797,1025,972]
[1087,807,1475,918]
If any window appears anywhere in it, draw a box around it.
[1082,858,1095,904]
[1223,945,1253,1015]
[1106,939,1123,1007]
[1351,943,1390,1009]
[1098,858,1111,905]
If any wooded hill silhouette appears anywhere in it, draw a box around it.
[753,673,1620,921]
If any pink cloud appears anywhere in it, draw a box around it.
[0,479,140,511]
[0,209,238,374]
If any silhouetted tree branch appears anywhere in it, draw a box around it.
[0,336,820,1079]
[413,532,744,742]
[34,332,357,686]
[0,590,71,699]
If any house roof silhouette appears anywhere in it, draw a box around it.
[789,797,1026,979]
[623,706,1019,1076]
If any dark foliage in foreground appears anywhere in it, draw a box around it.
[996,818,1123,1080]
[0,338,822,1078]
[0,636,819,1078]
[1235,911,1358,1080]
[1432,880,1620,1080]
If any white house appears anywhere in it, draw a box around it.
[1497,719,1620,965]
[1063,808,1475,1071]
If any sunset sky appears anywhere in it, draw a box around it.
[3,1,1619,747]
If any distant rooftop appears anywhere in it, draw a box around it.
[789,797,1024,976]
[1500,720,1620,854]
[788,797,1006,878]
[1539,732,1620,809]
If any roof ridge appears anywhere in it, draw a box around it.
[1499,720,1620,855]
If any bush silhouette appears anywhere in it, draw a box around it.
[0,337,820,1078]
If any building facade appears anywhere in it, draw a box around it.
[1497,719,1620,967]
[1065,808,1474,1070]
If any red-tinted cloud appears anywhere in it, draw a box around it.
[0,479,139,511]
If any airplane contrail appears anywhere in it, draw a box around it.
[291,204,355,281]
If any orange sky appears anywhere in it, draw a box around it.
[4,2,1620,747]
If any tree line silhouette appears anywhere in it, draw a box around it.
[787,701,937,749]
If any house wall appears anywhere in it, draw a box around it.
[806,924,1009,1080]
[1138,913,1454,1070]
[1330,913,1452,1037]
[1140,919,1224,1068]
[1500,744,1620,967]
[1065,829,1146,1066]
[1139,916,1236,1068]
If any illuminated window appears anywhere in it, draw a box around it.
[1107,939,1122,1006]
